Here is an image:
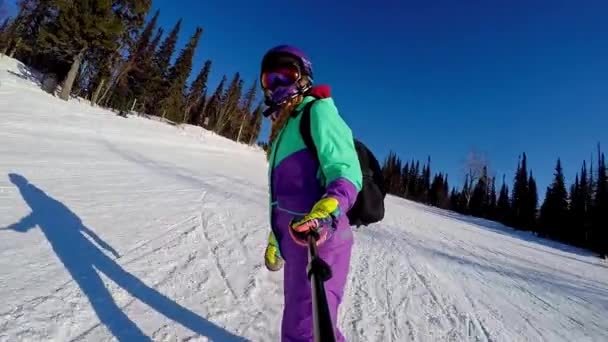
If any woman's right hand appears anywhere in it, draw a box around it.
[289,197,340,247]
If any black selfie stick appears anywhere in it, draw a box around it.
[307,232,337,342]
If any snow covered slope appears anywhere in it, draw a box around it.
[1,56,607,342]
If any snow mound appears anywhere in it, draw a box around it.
[1,56,607,342]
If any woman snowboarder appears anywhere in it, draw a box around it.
[261,45,362,342]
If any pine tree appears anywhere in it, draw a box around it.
[37,0,124,100]
[401,162,410,197]
[420,157,431,203]
[394,156,403,196]
[488,176,497,219]
[592,151,608,257]
[185,59,212,123]
[470,166,489,217]
[429,173,442,207]
[0,9,18,56]
[212,72,242,135]
[572,173,584,246]
[147,18,181,114]
[2,0,51,60]
[450,188,460,211]
[511,153,530,229]
[131,26,163,110]
[88,1,150,107]
[407,160,418,200]
[526,172,538,231]
[457,174,471,214]
[539,158,569,240]
[413,161,421,199]
[203,75,227,128]
[156,18,181,80]
[589,157,595,199]
[195,89,208,124]
[132,8,158,54]
[0,17,10,33]
[0,16,11,52]
[160,26,203,122]
[429,173,449,209]
[577,161,593,246]
[248,102,264,145]
[28,0,54,53]
[149,27,164,56]
[569,171,587,247]
[1,0,37,57]
[240,78,258,114]
[109,8,158,109]
[382,152,393,192]
[382,152,403,195]
[113,0,152,48]
[0,17,11,34]
[222,77,245,138]
[497,175,511,225]
[236,78,258,143]
[112,1,153,63]
[442,174,450,209]
[418,163,427,201]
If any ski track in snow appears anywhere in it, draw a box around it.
[1,57,607,342]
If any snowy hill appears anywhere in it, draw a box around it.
[1,56,607,342]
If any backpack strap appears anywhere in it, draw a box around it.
[299,99,320,164]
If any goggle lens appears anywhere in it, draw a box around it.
[261,66,300,90]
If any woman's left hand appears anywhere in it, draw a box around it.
[289,197,341,246]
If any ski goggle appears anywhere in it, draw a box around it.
[261,65,300,91]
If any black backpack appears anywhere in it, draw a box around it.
[299,99,386,227]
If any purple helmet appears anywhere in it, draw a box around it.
[260,45,314,113]
[261,45,313,79]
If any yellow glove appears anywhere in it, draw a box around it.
[289,197,340,246]
[264,231,284,271]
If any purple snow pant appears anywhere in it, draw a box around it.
[269,149,357,341]
[278,221,353,342]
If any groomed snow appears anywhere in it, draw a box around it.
[1,56,607,342]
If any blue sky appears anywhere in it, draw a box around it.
[6,0,608,196]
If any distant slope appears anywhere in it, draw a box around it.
[1,56,606,342]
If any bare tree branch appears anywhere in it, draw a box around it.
[462,147,492,185]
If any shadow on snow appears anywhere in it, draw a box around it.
[2,173,247,342]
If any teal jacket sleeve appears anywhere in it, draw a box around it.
[309,98,362,212]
